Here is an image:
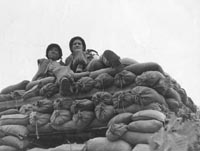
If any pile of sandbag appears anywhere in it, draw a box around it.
[82,109,165,151]
[0,68,196,115]
[0,62,197,150]
[0,111,30,150]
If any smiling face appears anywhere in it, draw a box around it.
[47,47,61,61]
[71,39,84,53]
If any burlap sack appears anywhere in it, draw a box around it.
[50,110,72,125]
[92,91,113,106]
[114,70,136,88]
[82,137,132,151]
[95,103,115,123]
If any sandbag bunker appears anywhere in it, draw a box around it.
[0,65,197,150]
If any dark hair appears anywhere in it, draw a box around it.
[69,36,86,52]
[46,43,63,59]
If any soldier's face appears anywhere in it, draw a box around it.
[72,39,84,53]
[48,47,60,60]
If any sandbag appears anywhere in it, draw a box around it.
[121,131,153,146]
[142,102,163,111]
[174,87,187,104]
[108,112,133,127]
[0,109,19,117]
[114,70,136,88]
[26,77,55,91]
[73,111,95,130]
[164,88,182,105]
[50,110,71,125]
[32,98,53,114]
[10,90,26,100]
[86,58,105,71]
[131,86,167,106]
[95,103,115,123]
[76,77,96,93]
[135,71,165,88]
[27,123,53,133]
[115,103,142,114]
[39,83,59,98]
[0,136,29,150]
[0,145,18,151]
[125,62,164,75]
[29,112,51,127]
[0,114,29,126]
[51,120,77,131]
[88,118,107,128]
[186,97,197,112]
[0,94,13,102]
[112,90,134,109]
[53,97,73,110]
[94,73,114,89]
[70,99,94,114]
[152,78,171,96]
[1,80,29,94]
[92,91,113,105]
[165,98,179,112]
[27,144,84,151]
[131,110,166,123]
[0,125,29,139]
[132,144,151,151]
[22,85,40,100]
[106,123,128,141]
[0,130,5,138]
[127,119,163,133]
[82,137,132,151]
[19,104,34,115]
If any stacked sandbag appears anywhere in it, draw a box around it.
[28,111,52,137]
[106,110,166,147]
[51,110,94,131]
[95,103,115,123]
[91,92,115,124]
[0,109,19,117]
[0,77,58,103]
[114,70,136,88]
[94,73,114,90]
[82,137,132,151]
[0,114,29,126]
[31,98,54,114]
[88,92,114,128]
[75,77,96,93]
[130,86,167,107]
[1,80,29,95]
[112,90,135,109]
[26,98,54,136]
[135,71,165,89]
[169,77,197,112]
[135,71,196,114]
[132,144,151,151]
[122,110,165,146]
[39,83,59,98]
[112,87,166,114]
[0,113,30,150]
[92,92,113,106]
[50,110,72,126]
[70,99,94,114]
[51,97,95,131]
[0,58,197,150]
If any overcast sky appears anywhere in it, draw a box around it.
[0,0,200,105]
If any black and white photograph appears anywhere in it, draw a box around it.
[0,0,199,150]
